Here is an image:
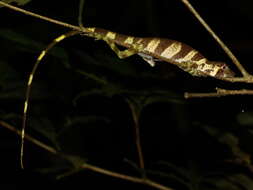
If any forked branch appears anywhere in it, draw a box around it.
[180,0,250,77]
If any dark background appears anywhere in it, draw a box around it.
[1,0,253,189]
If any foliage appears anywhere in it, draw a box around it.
[0,0,31,7]
[1,0,253,190]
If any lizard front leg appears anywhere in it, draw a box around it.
[104,39,137,59]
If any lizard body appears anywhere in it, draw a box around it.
[82,27,234,78]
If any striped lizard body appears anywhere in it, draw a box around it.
[82,27,234,79]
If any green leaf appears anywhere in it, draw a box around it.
[29,117,60,150]
[0,29,70,68]
[227,174,253,190]
[204,178,242,190]
[147,169,190,187]
[73,85,124,105]
[157,161,191,182]
[237,112,253,127]
[59,115,111,135]
[0,81,25,99]
[64,115,110,127]
[202,126,251,164]
[142,91,185,106]
[0,60,19,83]
[0,0,31,7]
[36,166,68,175]
[76,69,108,85]
[0,61,24,99]
[64,154,87,169]
[56,167,83,180]
[0,112,20,120]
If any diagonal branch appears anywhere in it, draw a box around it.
[0,120,57,154]
[0,120,173,190]
[0,1,83,32]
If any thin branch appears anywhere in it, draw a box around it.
[0,1,83,32]
[185,88,253,98]
[0,121,57,154]
[78,0,85,27]
[81,163,144,184]
[127,100,145,170]
[221,77,253,83]
[81,163,174,190]
[0,120,174,190]
[180,0,250,77]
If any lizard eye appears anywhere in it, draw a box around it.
[220,64,227,69]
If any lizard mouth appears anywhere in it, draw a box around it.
[215,66,235,78]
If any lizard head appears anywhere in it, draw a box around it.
[211,62,235,78]
[206,61,235,79]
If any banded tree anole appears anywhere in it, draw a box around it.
[21,27,235,168]
[81,27,235,78]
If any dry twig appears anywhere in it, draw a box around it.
[127,100,145,170]
[185,88,253,98]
